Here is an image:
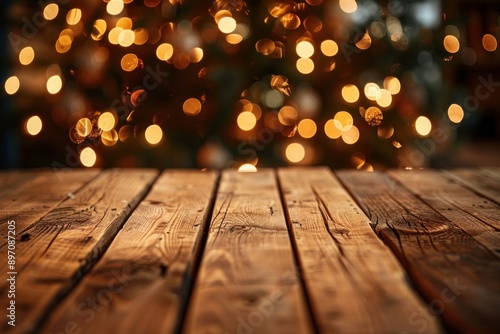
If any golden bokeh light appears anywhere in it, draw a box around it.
[101,130,119,146]
[482,34,497,52]
[298,119,317,138]
[237,111,257,131]
[4,76,20,95]
[296,40,315,58]
[278,106,298,126]
[134,28,149,45]
[226,34,243,44]
[378,125,394,139]
[376,89,392,108]
[334,111,353,131]
[281,13,301,30]
[286,143,305,163]
[365,106,383,126]
[121,53,139,71]
[339,0,358,13]
[355,32,372,50]
[415,116,432,136]
[256,38,276,55]
[43,3,59,20]
[80,147,97,167]
[19,46,35,65]
[92,19,107,41]
[145,124,163,144]
[238,164,257,172]
[66,8,82,25]
[107,0,124,15]
[351,152,366,169]
[320,39,338,57]
[189,47,204,63]
[156,43,174,61]
[443,35,460,53]
[25,116,42,136]
[183,98,202,116]
[324,119,342,139]
[342,125,360,144]
[364,82,380,100]
[46,75,62,94]
[98,112,116,131]
[218,17,237,34]
[108,27,123,45]
[76,118,92,137]
[341,84,359,103]
[118,29,135,47]
[296,57,314,74]
[448,104,464,123]
[383,76,401,95]
[116,17,133,29]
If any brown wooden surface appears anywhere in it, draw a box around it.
[0,167,498,334]
[41,170,218,334]
[337,170,500,334]
[278,168,443,333]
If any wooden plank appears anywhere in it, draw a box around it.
[278,168,443,333]
[0,169,158,334]
[183,170,312,334]
[389,169,500,259]
[0,170,40,198]
[40,170,218,334]
[443,168,500,205]
[336,171,500,334]
[0,169,100,245]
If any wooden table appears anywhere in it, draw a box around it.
[1,167,499,334]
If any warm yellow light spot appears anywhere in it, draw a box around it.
[482,34,497,52]
[415,116,432,136]
[108,27,123,45]
[19,46,35,65]
[443,35,460,53]
[355,32,372,50]
[226,34,243,44]
[76,118,92,137]
[281,13,301,29]
[448,104,464,123]
[134,28,149,45]
[80,147,97,167]
[214,10,232,24]
[298,119,317,138]
[351,152,366,169]
[325,119,342,139]
[107,0,124,15]
[121,53,139,71]
[218,17,237,34]
[376,89,392,108]
[342,125,360,144]
[320,39,338,57]
[296,40,314,58]
[98,112,116,131]
[286,143,305,163]
[55,36,72,53]
[339,0,358,13]
[238,164,257,172]
[341,84,359,103]
[334,111,353,131]
[91,19,107,41]
[156,43,174,61]
[118,29,135,47]
[365,106,383,126]
[392,140,402,148]
[101,130,119,146]
[145,124,163,144]
[116,17,133,29]
[278,106,298,126]
[66,8,82,25]
[383,76,401,95]
[26,116,42,136]
[237,111,257,131]
[47,75,62,94]
[183,98,202,116]
[364,82,380,100]
[297,58,314,74]
[255,38,276,55]
[4,76,20,95]
[189,47,204,63]
[43,3,59,20]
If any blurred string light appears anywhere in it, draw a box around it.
[5,0,495,168]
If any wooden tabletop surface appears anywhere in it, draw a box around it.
[0,167,499,334]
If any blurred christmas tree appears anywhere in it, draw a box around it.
[2,0,499,169]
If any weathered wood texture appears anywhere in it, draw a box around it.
[41,170,218,334]
[0,169,158,333]
[183,170,313,334]
[278,168,443,333]
[443,167,500,204]
[337,170,500,334]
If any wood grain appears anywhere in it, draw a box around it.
[389,169,500,259]
[0,169,158,334]
[0,170,41,198]
[337,170,500,334]
[442,168,500,205]
[278,167,443,333]
[183,170,312,334]
[40,170,218,334]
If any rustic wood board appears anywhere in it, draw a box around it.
[337,170,500,334]
[0,169,158,333]
[389,169,500,259]
[41,170,218,334]
[278,168,443,333]
[0,170,42,198]
[442,168,500,205]
[0,169,100,247]
[183,170,313,334]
